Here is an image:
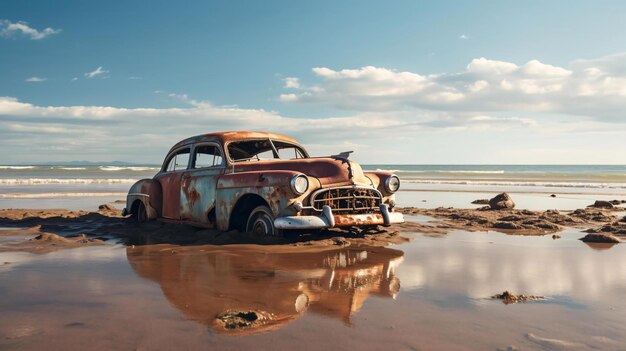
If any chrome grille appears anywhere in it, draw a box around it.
[311,187,381,214]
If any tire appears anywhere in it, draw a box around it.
[132,201,148,224]
[246,205,281,237]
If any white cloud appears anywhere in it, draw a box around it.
[85,66,108,79]
[0,20,61,40]
[0,95,542,163]
[284,77,300,89]
[25,77,46,83]
[280,54,626,122]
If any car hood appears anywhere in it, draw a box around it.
[230,158,373,187]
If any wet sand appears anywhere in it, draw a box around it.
[2,198,626,350]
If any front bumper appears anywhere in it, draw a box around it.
[274,204,404,230]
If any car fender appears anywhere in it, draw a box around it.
[125,178,163,220]
[215,170,316,231]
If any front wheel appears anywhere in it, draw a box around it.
[246,205,281,237]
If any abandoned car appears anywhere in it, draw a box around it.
[122,131,404,236]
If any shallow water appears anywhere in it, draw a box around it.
[396,190,626,211]
[1,227,625,350]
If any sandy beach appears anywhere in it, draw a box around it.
[1,181,626,350]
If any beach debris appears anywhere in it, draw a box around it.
[492,291,544,304]
[587,200,616,209]
[489,193,515,210]
[98,204,116,211]
[215,310,274,330]
[471,199,490,205]
[552,234,561,239]
[550,194,556,197]
[579,233,621,243]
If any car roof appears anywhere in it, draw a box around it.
[168,131,301,152]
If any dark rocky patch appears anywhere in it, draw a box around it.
[492,291,544,304]
[471,199,490,205]
[579,233,621,243]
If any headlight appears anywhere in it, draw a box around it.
[290,174,309,195]
[384,175,400,193]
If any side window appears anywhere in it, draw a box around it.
[255,149,275,160]
[165,148,191,172]
[193,145,224,169]
[278,147,305,159]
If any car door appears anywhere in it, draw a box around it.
[155,147,191,220]
[180,143,225,226]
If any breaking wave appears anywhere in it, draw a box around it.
[0,178,138,185]
[404,179,626,189]
[0,192,127,199]
[99,166,159,171]
[0,166,36,170]
[370,169,506,174]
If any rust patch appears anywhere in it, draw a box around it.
[333,214,384,227]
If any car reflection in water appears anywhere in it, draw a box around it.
[127,245,404,334]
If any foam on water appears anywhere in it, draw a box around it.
[0,178,138,185]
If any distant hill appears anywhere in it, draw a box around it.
[28,161,160,167]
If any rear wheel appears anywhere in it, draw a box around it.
[132,201,148,224]
[246,205,281,237]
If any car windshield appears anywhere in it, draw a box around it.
[228,139,308,162]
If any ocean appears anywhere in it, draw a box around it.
[1,164,625,210]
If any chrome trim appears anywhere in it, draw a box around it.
[309,185,382,213]
[323,205,335,227]
[128,193,150,198]
[274,203,404,230]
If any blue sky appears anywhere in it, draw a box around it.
[1,0,626,164]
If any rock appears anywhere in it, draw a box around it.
[588,200,614,209]
[493,221,523,230]
[552,234,561,239]
[579,233,621,243]
[550,194,556,198]
[492,290,544,304]
[498,215,522,222]
[489,193,516,210]
[98,204,115,211]
[471,199,490,205]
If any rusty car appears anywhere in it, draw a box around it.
[122,131,404,236]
